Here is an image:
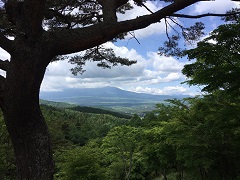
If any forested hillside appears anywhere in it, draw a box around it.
[0,104,129,179]
[40,99,132,119]
[1,94,240,179]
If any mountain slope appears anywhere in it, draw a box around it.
[40,87,188,113]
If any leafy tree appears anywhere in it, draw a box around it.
[0,0,239,178]
[182,17,240,93]
[146,96,240,179]
[141,127,176,180]
[54,146,106,180]
[127,114,144,127]
[180,18,240,178]
[102,125,142,180]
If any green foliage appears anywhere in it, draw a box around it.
[102,126,144,180]
[141,127,176,178]
[69,46,137,75]
[182,20,240,93]
[158,22,205,57]
[2,95,240,179]
[54,146,106,180]
[40,100,132,119]
[41,104,128,147]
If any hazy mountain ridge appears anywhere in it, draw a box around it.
[40,86,185,100]
[40,87,188,113]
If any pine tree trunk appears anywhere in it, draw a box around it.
[1,49,54,179]
[3,105,54,179]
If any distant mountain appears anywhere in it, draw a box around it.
[40,87,188,114]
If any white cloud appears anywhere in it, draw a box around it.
[130,86,190,95]
[41,42,190,94]
[149,52,185,73]
[193,0,240,14]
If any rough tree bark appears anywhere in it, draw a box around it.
[1,36,55,179]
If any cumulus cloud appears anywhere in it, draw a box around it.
[148,52,185,73]
[41,42,190,95]
[192,0,240,14]
[130,86,191,95]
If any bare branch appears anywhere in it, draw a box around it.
[0,59,9,71]
[166,18,180,36]
[0,32,13,53]
[129,32,140,44]
[172,12,240,19]
[164,18,171,42]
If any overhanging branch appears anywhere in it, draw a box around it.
[116,0,201,34]
[22,0,46,36]
[51,0,201,55]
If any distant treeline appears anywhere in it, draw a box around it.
[68,106,132,119]
[40,99,132,119]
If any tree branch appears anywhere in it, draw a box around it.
[0,59,9,71]
[0,32,13,53]
[98,0,117,22]
[172,12,240,19]
[98,0,128,22]
[22,0,46,36]
[5,0,46,36]
[50,0,201,55]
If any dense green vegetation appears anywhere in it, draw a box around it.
[0,12,240,180]
[2,93,240,179]
[0,105,129,179]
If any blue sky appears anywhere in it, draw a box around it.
[0,0,239,95]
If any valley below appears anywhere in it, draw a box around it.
[40,86,187,114]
